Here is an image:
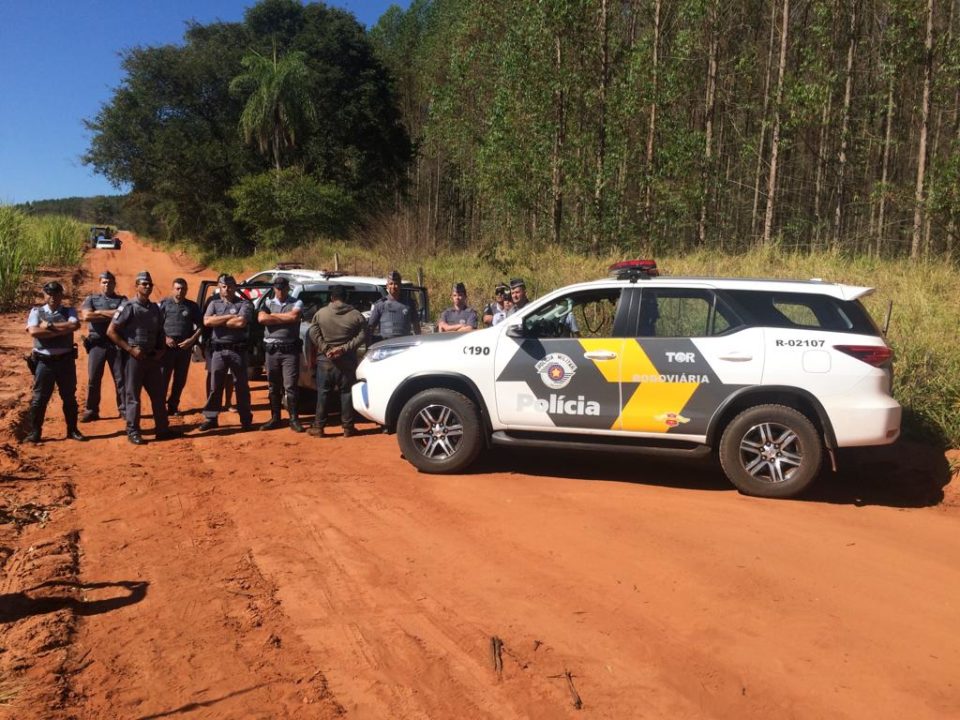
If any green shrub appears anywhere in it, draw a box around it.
[0,206,33,308]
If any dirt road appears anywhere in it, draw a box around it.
[2,233,959,719]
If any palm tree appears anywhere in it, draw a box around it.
[230,45,316,171]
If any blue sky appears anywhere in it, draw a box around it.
[0,0,407,205]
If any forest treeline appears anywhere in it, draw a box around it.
[80,0,959,258]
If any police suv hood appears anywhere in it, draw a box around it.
[369,329,490,350]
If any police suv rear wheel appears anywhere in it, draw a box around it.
[397,389,483,474]
[719,404,822,498]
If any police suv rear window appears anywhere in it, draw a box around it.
[724,290,880,335]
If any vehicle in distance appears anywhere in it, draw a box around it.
[94,236,121,250]
[89,225,118,248]
[352,260,901,498]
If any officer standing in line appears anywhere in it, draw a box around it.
[368,270,421,341]
[79,271,126,422]
[158,278,202,416]
[24,281,86,443]
[308,284,366,438]
[257,277,305,432]
[437,282,478,333]
[198,274,254,432]
[481,283,508,327]
[107,271,178,445]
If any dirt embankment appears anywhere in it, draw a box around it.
[1,233,959,719]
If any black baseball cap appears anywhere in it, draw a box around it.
[272,276,290,290]
[494,283,509,295]
[42,281,64,295]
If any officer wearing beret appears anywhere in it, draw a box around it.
[108,271,177,445]
[24,281,86,443]
[257,276,305,432]
[199,274,254,431]
[507,277,530,315]
[438,282,478,333]
[158,278,202,416]
[368,270,421,342]
[79,270,127,422]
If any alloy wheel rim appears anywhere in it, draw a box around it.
[738,422,803,484]
[410,403,464,459]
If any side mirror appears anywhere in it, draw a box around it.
[505,323,526,338]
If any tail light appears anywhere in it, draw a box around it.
[834,344,893,367]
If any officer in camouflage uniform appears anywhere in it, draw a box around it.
[158,277,202,416]
[107,271,177,445]
[368,270,421,341]
[80,270,126,422]
[24,281,86,443]
[257,276,305,432]
[199,274,254,432]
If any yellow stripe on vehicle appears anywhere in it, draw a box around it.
[578,338,622,383]
[618,340,700,432]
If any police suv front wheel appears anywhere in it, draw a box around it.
[719,404,822,498]
[397,389,483,474]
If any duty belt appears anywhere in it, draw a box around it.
[265,341,301,354]
[32,351,72,362]
[212,342,247,352]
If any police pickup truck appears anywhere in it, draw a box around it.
[351,260,901,498]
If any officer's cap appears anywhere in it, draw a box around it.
[42,281,64,295]
[509,277,525,289]
[272,276,290,290]
[386,270,402,283]
[99,270,115,281]
[218,273,237,286]
[452,282,467,295]
[135,270,153,284]
[494,283,509,295]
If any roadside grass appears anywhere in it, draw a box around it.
[170,236,960,448]
[0,206,87,309]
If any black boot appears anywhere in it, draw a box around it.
[289,415,305,433]
[25,406,43,443]
[260,416,285,431]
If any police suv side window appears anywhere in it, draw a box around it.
[637,289,741,337]
[523,289,623,339]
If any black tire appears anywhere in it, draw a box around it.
[397,389,483,474]
[719,404,822,498]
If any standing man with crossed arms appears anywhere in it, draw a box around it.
[199,274,254,432]
[80,270,126,422]
[158,278,202,417]
[257,276,305,432]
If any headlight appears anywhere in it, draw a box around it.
[367,343,418,362]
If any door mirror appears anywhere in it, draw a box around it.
[505,323,526,338]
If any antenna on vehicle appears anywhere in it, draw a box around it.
[883,299,893,335]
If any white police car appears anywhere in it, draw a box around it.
[352,261,901,498]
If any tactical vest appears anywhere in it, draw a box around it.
[208,298,251,344]
[33,306,74,353]
[375,298,413,338]
[115,300,163,347]
[160,298,199,339]
[83,293,125,339]
[263,298,300,343]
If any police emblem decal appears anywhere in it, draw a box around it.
[535,353,577,389]
[653,412,690,427]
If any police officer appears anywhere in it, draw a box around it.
[438,282,478,332]
[482,283,509,326]
[24,281,86,443]
[308,284,366,438]
[80,270,126,422]
[507,277,529,314]
[108,271,177,445]
[158,277,202,416]
[199,274,254,431]
[257,276,305,432]
[368,270,421,341]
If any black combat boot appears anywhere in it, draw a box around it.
[289,414,305,433]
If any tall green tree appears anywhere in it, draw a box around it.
[230,46,317,171]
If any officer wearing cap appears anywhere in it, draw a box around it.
[368,270,421,341]
[158,278,202,416]
[79,270,127,422]
[108,271,177,445]
[257,276,305,432]
[438,282,478,333]
[199,274,254,431]
[24,281,86,443]
[482,283,509,326]
[507,278,529,315]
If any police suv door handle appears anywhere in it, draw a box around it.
[583,350,618,361]
[718,351,753,362]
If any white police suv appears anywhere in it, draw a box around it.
[352,261,901,498]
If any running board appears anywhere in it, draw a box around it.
[489,431,712,459]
